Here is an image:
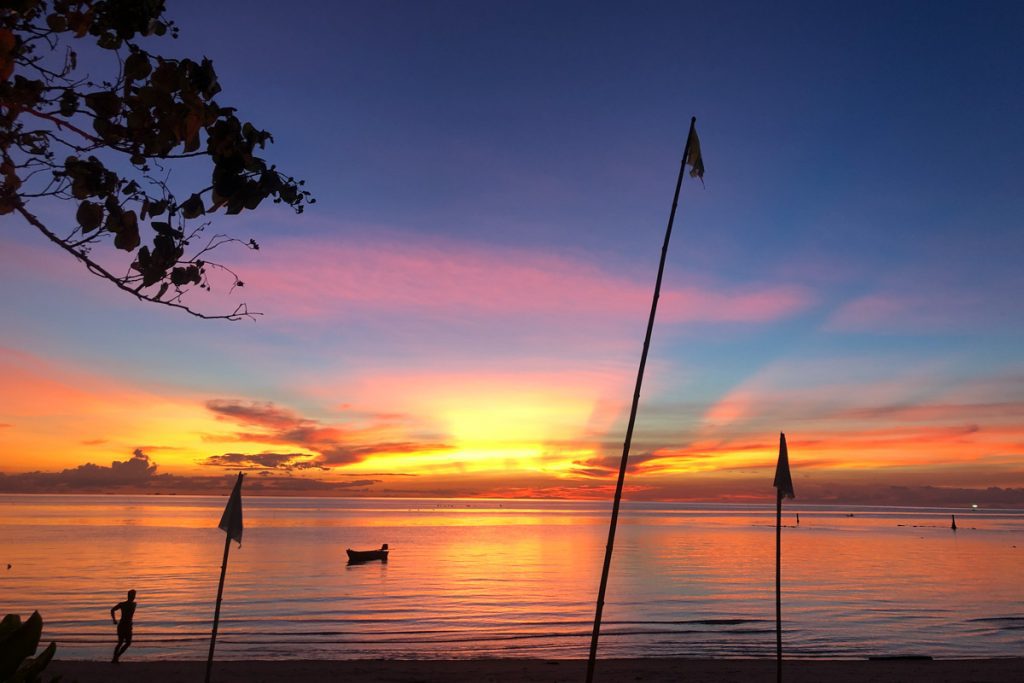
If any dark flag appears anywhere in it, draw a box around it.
[218,472,244,546]
[686,126,705,180]
[773,432,795,499]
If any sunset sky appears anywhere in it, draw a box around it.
[2,1,1023,505]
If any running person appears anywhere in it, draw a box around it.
[110,589,137,663]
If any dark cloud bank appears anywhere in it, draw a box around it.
[0,450,379,496]
[2,450,1023,507]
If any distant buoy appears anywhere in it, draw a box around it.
[951,514,957,531]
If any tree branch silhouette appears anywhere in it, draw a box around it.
[1,0,315,319]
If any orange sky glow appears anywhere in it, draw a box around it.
[3,345,1022,506]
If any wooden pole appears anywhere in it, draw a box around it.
[585,117,697,683]
[776,489,783,683]
[205,531,232,683]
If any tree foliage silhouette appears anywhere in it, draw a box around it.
[1,0,313,319]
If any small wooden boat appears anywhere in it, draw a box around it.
[346,543,389,563]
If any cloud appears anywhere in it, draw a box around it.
[624,418,1024,477]
[204,401,305,431]
[824,287,1023,334]
[565,451,666,479]
[0,449,161,491]
[0,450,381,495]
[825,294,950,332]
[3,446,1021,507]
[660,284,812,324]
[204,399,452,467]
[242,235,814,326]
[241,477,380,493]
[204,451,328,471]
[64,448,158,485]
[836,401,1024,423]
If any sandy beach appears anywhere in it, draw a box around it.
[47,658,1024,682]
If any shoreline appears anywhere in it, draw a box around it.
[48,657,1024,682]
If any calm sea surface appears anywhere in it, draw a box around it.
[1,495,1021,660]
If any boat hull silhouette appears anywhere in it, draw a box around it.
[346,545,388,563]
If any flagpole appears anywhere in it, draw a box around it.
[776,488,783,683]
[585,116,698,683]
[207,472,243,683]
[205,531,232,683]
[773,432,792,683]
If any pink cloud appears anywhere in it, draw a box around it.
[4,218,813,326]
[243,234,814,324]
[660,285,812,323]
[825,290,1006,333]
[827,294,906,331]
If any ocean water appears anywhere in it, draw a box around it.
[1,495,1021,661]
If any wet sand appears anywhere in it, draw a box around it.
[48,657,1024,682]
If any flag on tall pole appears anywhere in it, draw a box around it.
[686,128,705,180]
[774,432,794,500]
[206,472,243,683]
[585,117,704,683]
[774,433,794,683]
[219,472,244,545]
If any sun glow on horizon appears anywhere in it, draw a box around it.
[2,344,1024,504]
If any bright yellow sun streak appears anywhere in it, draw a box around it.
[345,389,602,477]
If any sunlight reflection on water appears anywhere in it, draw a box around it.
[1,495,1021,660]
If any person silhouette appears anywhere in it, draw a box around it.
[110,589,137,663]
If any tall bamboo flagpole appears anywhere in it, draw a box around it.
[773,433,795,683]
[585,117,704,683]
[206,472,244,683]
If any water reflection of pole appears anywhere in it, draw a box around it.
[585,117,702,683]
